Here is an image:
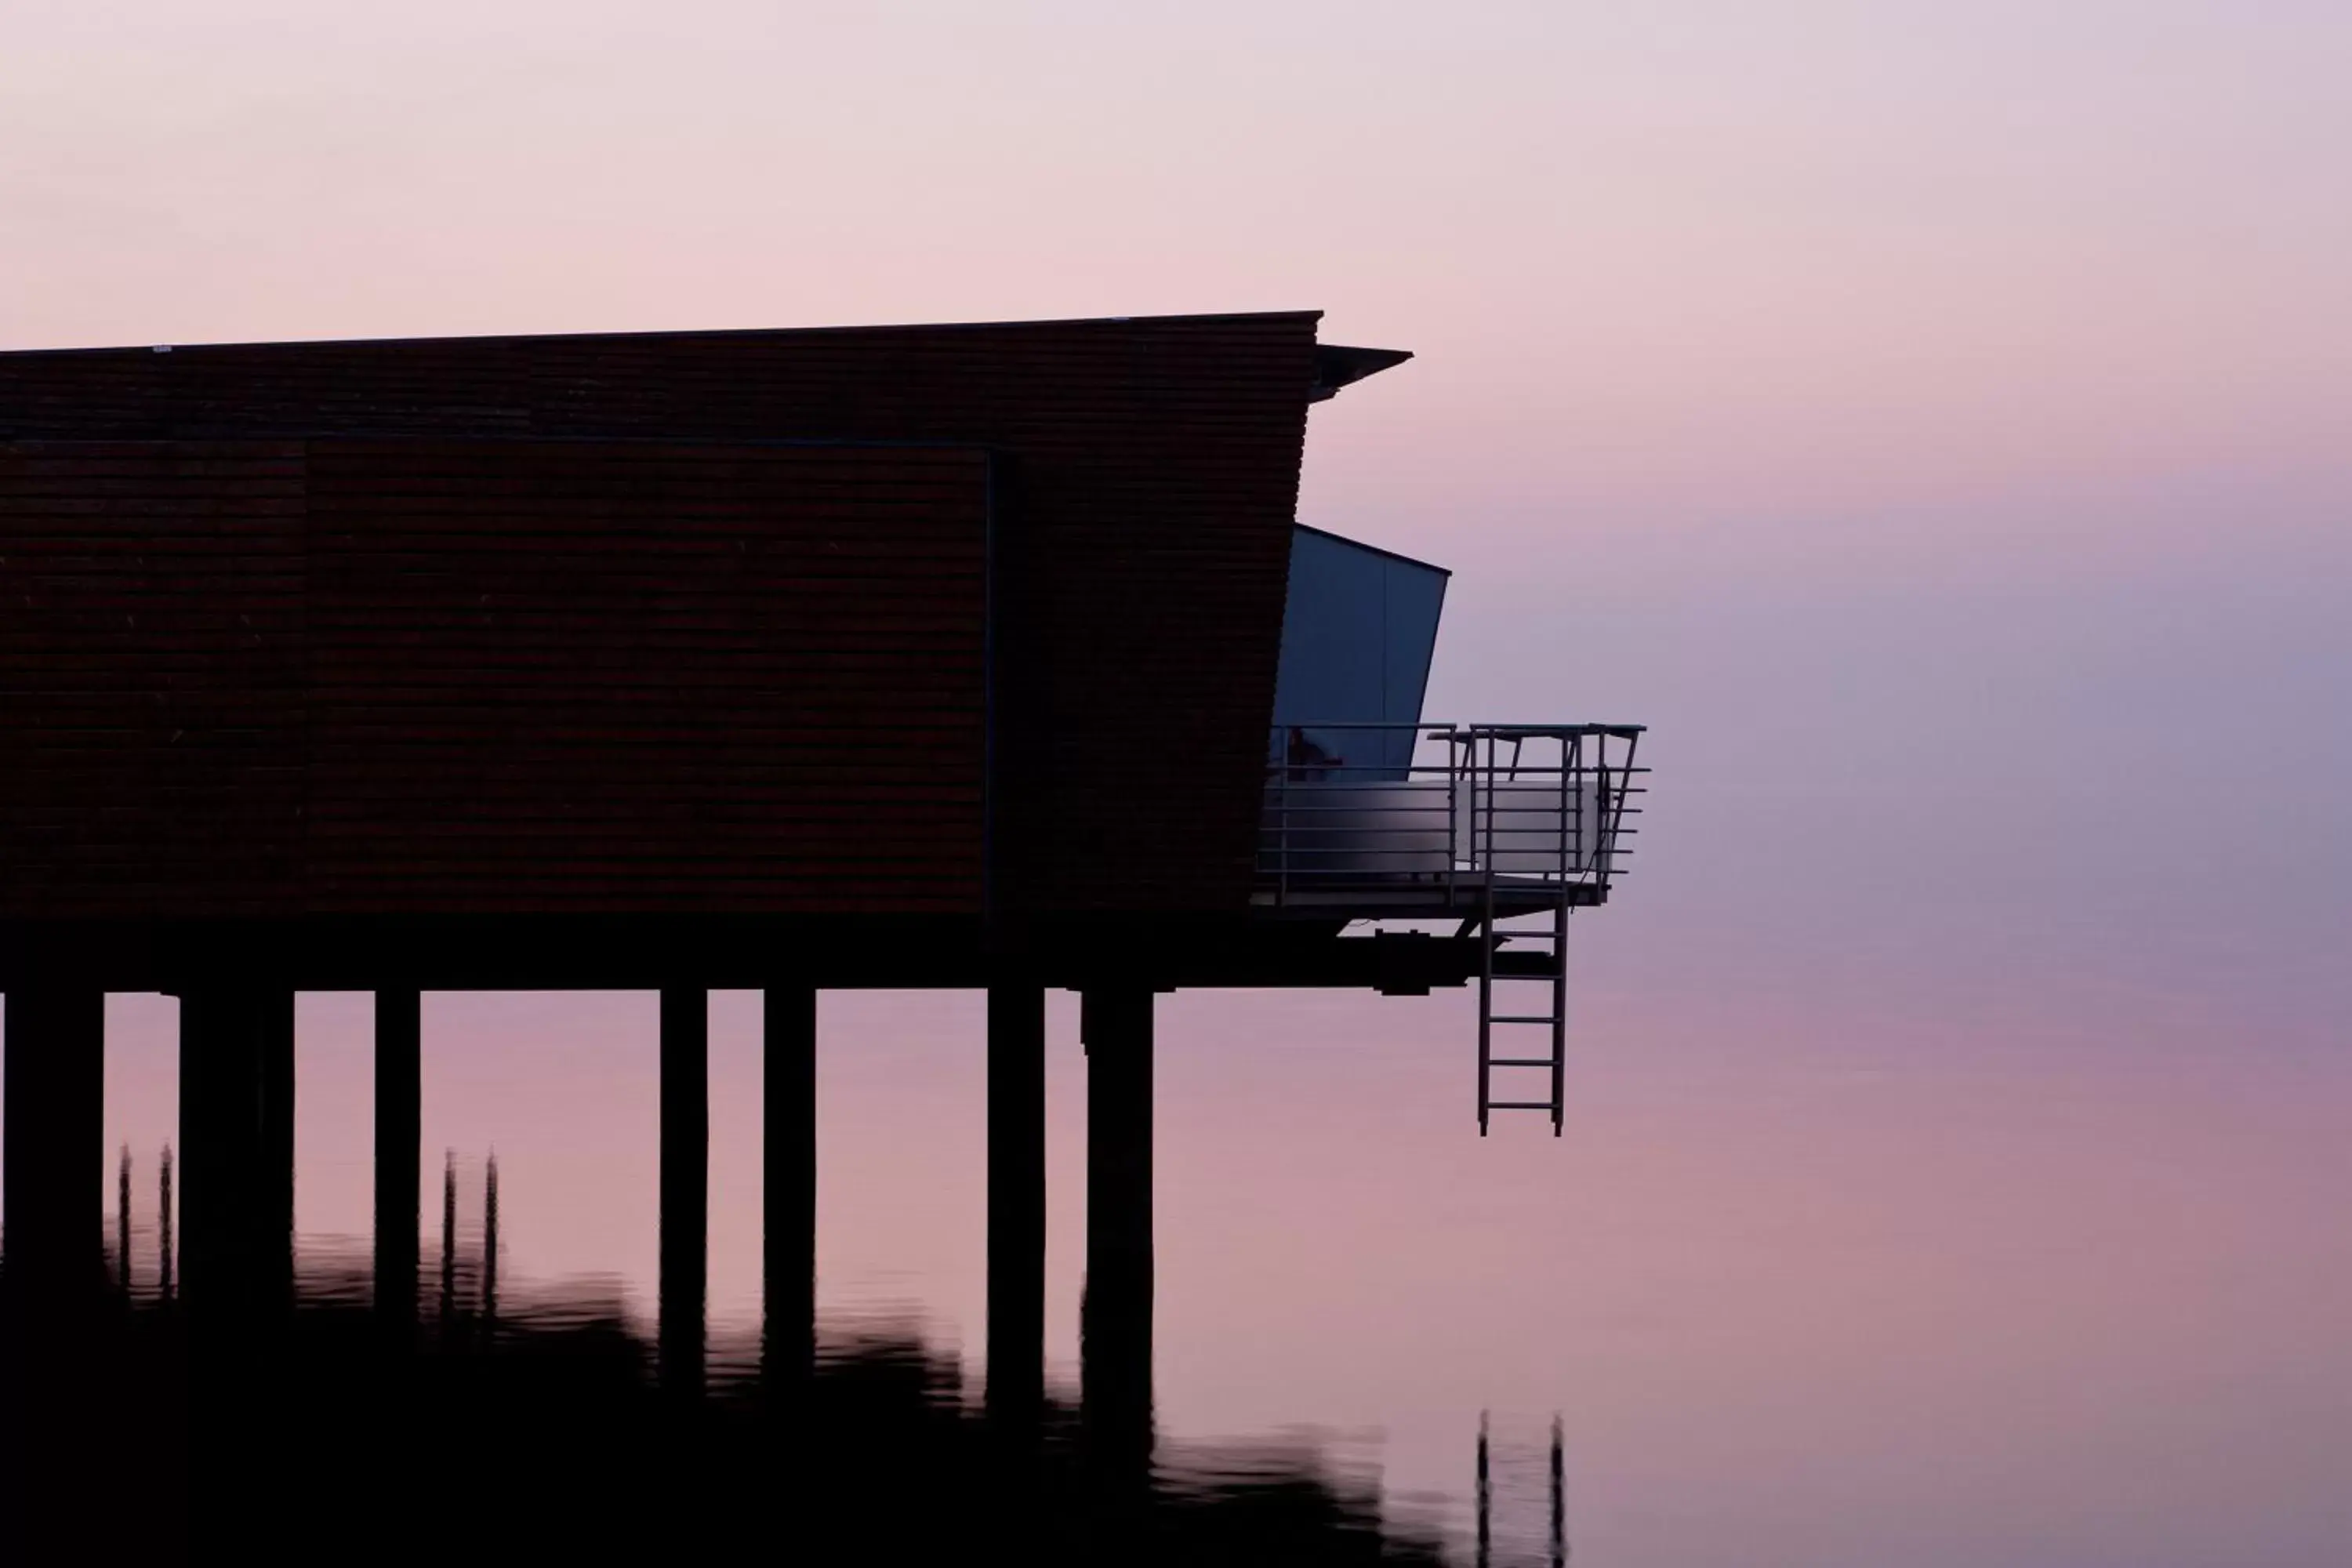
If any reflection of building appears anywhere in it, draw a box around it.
[430,1151,499,1334]
[102,1143,175,1305]
[1,314,1650,1434]
[1476,1412,1566,1568]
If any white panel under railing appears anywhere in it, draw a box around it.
[1256,723,1645,911]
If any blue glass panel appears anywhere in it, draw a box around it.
[1269,526,1449,780]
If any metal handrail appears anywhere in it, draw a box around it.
[1258,721,1648,910]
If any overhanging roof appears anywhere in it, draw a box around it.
[1310,343,1414,401]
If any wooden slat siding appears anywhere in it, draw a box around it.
[0,438,985,920]
[303,441,987,916]
[0,442,308,918]
[0,311,1319,913]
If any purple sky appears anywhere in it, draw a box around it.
[8,2,2346,935]
[6,7,2350,1561]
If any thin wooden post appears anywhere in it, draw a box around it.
[763,986,817,1391]
[374,989,421,1334]
[659,989,709,1396]
[1080,986,1154,1470]
[986,984,1047,1421]
[2,986,105,1308]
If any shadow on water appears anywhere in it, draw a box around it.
[1,1246,1448,1566]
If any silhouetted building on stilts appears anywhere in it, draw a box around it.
[0,313,1648,1460]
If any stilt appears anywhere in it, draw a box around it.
[2,985,105,1308]
[659,988,708,1396]
[373,989,421,1332]
[1080,986,1154,1468]
[986,984,1047,1421]
[0,990,103,1568]
[176,986,293,1559]
[178,987,295,1314]
[762,985,817,1389]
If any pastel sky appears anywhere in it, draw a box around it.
[6,3,2343,745]
[5,9,2348,1561]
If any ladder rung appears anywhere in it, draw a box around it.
[1486,1014,1558,1024]
[1485,1101,1557,1111]
[1487,1057,1556,1067]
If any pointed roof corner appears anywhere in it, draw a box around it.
[1310,344,1413,402]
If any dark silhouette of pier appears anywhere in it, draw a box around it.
[3,978,1162,1454]
[0,311,1645,1557]
[0,979,1172,1552]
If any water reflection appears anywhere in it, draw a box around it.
[2,1227,1451,1564]
[34,982,2336,1564]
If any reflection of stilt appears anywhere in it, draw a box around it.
[1080,987,1154,1475]
[762,986,816,1393]
[1476,1411,1491,1568]
[118,1146,134,1300]
[482,1153,499,1332]
[1550,1414,1566,1567]
[439,1151,457,1334]
[158,1145,174,1303]
[659,989,708,1397]
[1475,1410,1567,1566]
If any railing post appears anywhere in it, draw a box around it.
[1274,733,1289,908]
[1564,733,1577,882]
[1446,731,1461,906]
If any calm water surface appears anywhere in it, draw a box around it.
[8,785,2351,1563]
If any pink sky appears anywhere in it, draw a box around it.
[6,7,2350,1562]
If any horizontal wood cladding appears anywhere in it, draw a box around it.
[0,442,307,919]
[306,441,986,916]
[0,313,1322,915]
[0,439,988,919]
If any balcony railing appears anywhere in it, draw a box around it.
[1258,722,1646,915]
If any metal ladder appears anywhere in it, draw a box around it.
[1459,724,1632,1136]
[1476,881,1573,1136]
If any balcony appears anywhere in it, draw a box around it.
[1256,723,1647,920]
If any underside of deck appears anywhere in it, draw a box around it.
[0,910,1501,996]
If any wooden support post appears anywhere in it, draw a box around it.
[2,986,106,1309]
[763,985,817,1390]
[986,984,1047,1421]
[1080,986,1154,1467]
[659,988,708,1396]
[373,989,421,1334]
[176,986,292,1563]
[0,989,103,1568]
[179,987,295,1315]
